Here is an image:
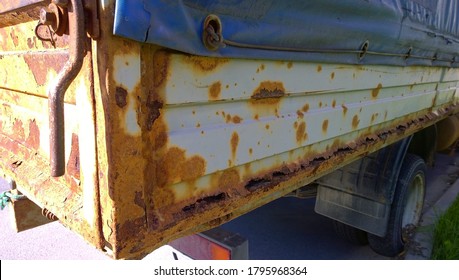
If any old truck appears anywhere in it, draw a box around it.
[1,0,459,259]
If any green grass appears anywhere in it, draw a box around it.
[431,194,459,259]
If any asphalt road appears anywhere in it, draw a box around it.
[1,152,458,260]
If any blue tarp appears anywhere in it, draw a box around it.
[114,0,459,67]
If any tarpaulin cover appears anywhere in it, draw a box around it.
[114,0,459,67]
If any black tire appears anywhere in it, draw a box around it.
[368,154,426,257]
[332,220,368,245]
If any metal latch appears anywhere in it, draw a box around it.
[36,0,99,177]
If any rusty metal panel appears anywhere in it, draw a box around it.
[0,2,103,252]
[94,21,459,258]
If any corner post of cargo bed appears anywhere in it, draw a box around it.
[45,0,86,177]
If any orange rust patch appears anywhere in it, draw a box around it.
[183,55,229,72]
[371,83,383,99]
[23,53,69,86]
[226,114,232,123]
[232,115,242,124]
[209,81,221,100]
[153,51,171,88]
[218,169,241,190]
[330,72,335,80]
[265,124,270,130]
[25,120,40,150]
[196,123,201,128]
[297,110,304,118]
[230,132,239,163]
[342,105,348,116]
[254,114,259,121]
[296,122,307,144]
[157,147,207,186]
[317,65,322,72]
[352,115,360,129]
[322,119,329,134]
[332,100,337,108]
[302,104,310,112]
[319,101,323,108]
[249,148,253,155]
[371,114,376,124]
[287,62,293,69]
[250,81,285,104]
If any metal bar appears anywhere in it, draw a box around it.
[48,0,85,177]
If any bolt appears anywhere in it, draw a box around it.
[39,8,57,26]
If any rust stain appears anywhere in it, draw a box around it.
[254,114,259,121]
[230,132,239,162]
[232,115,242,124]
[10,28,19,47]
[183,55,229,72]
[115,87,128,108]
[330,72,335,80]
[25,120,40,150]
[287,62,293,69]
[208,81,221,100]
[265,124,270,130]
[302,104,310,112]
[23,53,69,86]
[342,104,348,116]
[296,121,307,144]
[352,115,360,129]
[371,83,383,99]
[217,169,241,191]
[13,119,25,140]
[322,119,329,134]
[153,51,170,88]
[297,110,304,118]
[27,37,35,49]
[157,147,207,186]
[249,148,253,155]
[332,99,337,108]
[319,101,323,108]
[226,114,232,123]
[317,65,322,72]
[250,81,285,104]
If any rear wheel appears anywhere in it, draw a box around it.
[332,220,368,245]
[368,154,426,257]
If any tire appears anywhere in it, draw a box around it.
[332,220,368,245]
[368,154,426,257]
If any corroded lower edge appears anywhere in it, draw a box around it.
[116,103,459,259]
